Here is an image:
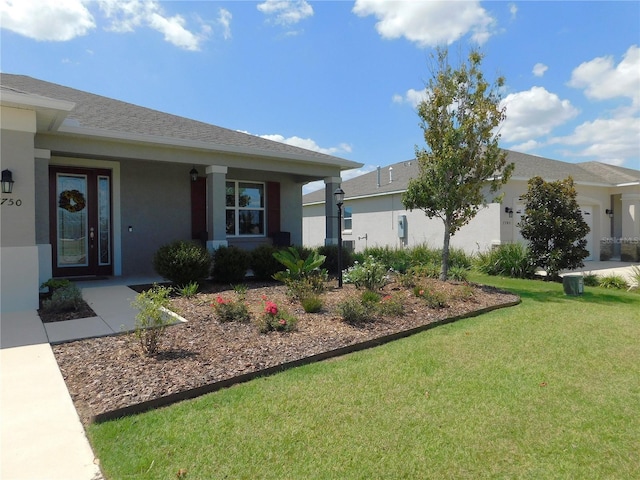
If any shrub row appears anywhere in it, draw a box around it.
[153,241,357,286]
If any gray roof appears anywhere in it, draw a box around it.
[0,73,358,168]
[303,150,640,204]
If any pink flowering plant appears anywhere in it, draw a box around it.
[258,296,297,333]
[212,295,251,323]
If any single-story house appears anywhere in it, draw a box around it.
[0,73,362,313]
[303,150,640,262]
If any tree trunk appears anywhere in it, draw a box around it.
[441,220,451,281]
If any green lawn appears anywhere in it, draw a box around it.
[88,274,640,479]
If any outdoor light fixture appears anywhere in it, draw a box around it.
[1,169,14,194]
[505,207,513,218]
[606,209,614,218]
[334,187,345,288]
[190,167,199,182]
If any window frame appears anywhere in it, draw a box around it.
[225,180,266,237]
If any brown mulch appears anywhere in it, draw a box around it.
[39,294,97,323]
[51,279,519,425]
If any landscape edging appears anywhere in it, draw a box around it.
[91,297,521,424]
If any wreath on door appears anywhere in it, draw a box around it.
[59,189,86,212]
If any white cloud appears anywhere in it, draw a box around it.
[97,0,211,51]
[0,0,95,41]
[257,0,313,26]
[550,116,640,166]
[510,140,541,152]
[392,88,429,108]
[500,86,579,142]
[352,0,496,47]
[218,8,232,40]
[532,63,548,77]
[568,44,640,107]
[303,165,377,195]
[509,3,518,20]
[259,134,352,156]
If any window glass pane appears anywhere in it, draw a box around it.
[238,183,264,208]
[238,210,264,235]
[226,182,235,207]
[343,207,352,231]
[57,174,88,267]
[98,176,111,265]
[226,210,235,235]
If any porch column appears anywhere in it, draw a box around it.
[206,165,228,252]
[324,176,342,246]
[621,193,640,261]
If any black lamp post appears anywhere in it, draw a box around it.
[334,187,345,288]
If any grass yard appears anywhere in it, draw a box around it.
[88,274,640,479]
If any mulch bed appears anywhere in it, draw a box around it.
[39,294,97,323]
[51,278,519,425]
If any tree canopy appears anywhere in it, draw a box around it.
[403,48,513,280]
[519,176,590,280]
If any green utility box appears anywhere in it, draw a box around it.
[563,275,584,296]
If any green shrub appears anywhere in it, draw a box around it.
[300,295,323,313]
[413,285,448,308]
[40,278,72,292]
[361,290,381,304]
[153,240,211,287]
[598,274,629,290]
[317,245,355,275]
[131,285,173,356]
[448,265,469,282]
[41,283,83,313]
[178,281,199,298]
[250,244,285,280]
[212,246,251,283]
[363,246,410,271]
[378,293,405,317]
[448,247,473,270]
[627,266,640,291]
[343,256,389,290]
[582,273,600,287]
[257,298,297,333]
[273,247,328,298]
[212,296,251,323]
[337,297,374,324]
[407,244,441,267]
[474,243,535,279]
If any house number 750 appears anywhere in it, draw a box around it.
[1,198,22,206]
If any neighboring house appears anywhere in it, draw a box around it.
[0,74,361,313]
[303,150,640,263]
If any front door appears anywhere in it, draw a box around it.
[50,166,113,277]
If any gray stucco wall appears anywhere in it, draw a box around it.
[120,160,191,275]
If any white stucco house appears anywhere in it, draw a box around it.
[0,74,362,313]
[303,150,640,263]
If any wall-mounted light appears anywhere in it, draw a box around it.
[504,207,513,218]
[190,167,199,182]
[1,169,14,194]
[606,208,614,218]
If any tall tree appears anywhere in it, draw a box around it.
[519,176,590,281]
[403,49,513,280]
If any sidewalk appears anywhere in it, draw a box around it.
[0,278,157,480]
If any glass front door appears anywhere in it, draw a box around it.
[50,166,113,277]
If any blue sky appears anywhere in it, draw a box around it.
[1,0,639,193]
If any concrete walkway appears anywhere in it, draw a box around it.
[1,276,160,480]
